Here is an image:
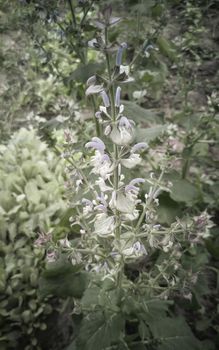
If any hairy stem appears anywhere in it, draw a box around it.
[91,95,101,137]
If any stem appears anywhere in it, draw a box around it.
[80,0,94,26]
[182,157,190,179]
[104,27,120,239]
[91,95,101,137]
[67,0,77,29]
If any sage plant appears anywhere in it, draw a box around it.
[53,6,213,348]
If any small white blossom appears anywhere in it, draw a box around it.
[96,177,113,192]
[121,153,141,168]
[94,213,115,237]
[90,151,114,179]
[110,116,135,146]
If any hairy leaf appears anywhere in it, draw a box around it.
[149,317,201,350]
[136,125,166,143]
[39,259,88,298]
[122,100,160,123]
[76,311,124,350]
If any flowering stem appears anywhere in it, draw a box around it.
[91,95,101,137]
[104,26,120,238]
[104,26,123,291]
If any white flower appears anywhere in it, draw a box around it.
[131,142,148,153]
[109,190,136,214]
[86,137,114,179]
[110,116,135,146]
[76,179,83,192]
[122,241,147,257]
[96,177,113,192]
[82,198,93,216]
[122,209,139,221]
[125,178,145,202]
[90,151,113,179]
[121,153,141,168]
[59,237,71,248]
[94,213,115,237]
[85,137,105,153]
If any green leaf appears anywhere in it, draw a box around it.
[138,321,150,340]
[69,63,104,83]
[157,194,181,225]
[76,311,124,350]
[122,100,160,123]
[149,317,201,350]
[170,179,199,205]
[140,299,170,322]
[25,181,41,205]
[156,36,177,61]
[136,125,166,143]
[39,259,88,298]
[81,287,100,309]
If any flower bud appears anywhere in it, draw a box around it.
[100,91,110,108]
[115,86,121,107]
[95,111,102,119]
[104,125,111,136]
[116,43,127,67]
[86,75,96,86]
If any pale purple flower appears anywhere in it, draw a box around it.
[129,178,145,186]
[86,75,96,86]
[46,250,57,263]
[122,241,147,257]
[90,151,113,179]
[125,178,144,194]
[95,111,102,119]
[116,42,128,66]
[133,241,147,255]
[85,137,105,153]
[119,116,134,129]
[131,142,148,153]
[97,192,107,204]
[100,91,110,108]
[34,232,51,247]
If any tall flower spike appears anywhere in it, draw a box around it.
[116,42,128,67]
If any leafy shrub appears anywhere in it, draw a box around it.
[0,128,67,349]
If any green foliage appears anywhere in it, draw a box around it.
[75,311,124,350]
[40,259,88,299]
[150,317,201,350]
[0,128,67,350]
